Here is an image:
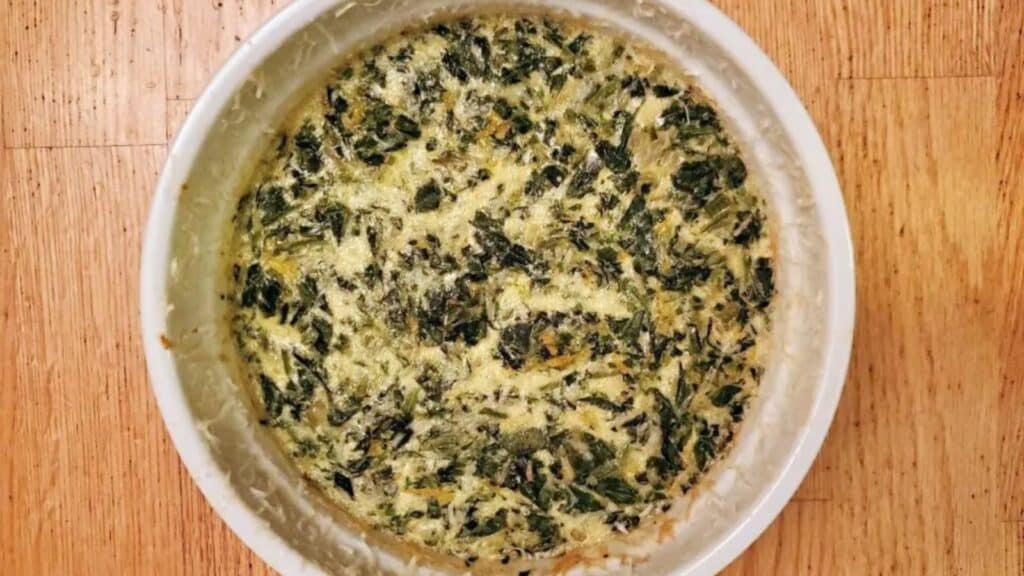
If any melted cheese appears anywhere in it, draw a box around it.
[227,14,775,565]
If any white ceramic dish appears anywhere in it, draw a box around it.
[140,1,855,574]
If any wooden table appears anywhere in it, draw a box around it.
[1,1,1020,574]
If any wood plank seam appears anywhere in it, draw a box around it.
[3,143,170,151]
[163,0,171,145]
[844,73,995,80]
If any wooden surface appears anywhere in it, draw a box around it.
[1,1,1021,574]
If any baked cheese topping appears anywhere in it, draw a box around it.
[228,15,774,564]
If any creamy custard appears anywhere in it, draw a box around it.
[227,14,774,564]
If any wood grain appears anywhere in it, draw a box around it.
[175,465,276,576]
[996,0,1024,523]
[720,503,830,575]
[829,77,1002,574]
[0,0,166,147]
[831,0,995,78]
[164,0,288,100]
[1,1,1022,574]
[166,98,195,142]
[0,147,180,573]
[1007,523,1024,575]
[711,1,840,146]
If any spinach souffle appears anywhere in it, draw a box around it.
[227,13,774,565]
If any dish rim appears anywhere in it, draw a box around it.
[139,1,855,574]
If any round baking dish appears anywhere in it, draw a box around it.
[140,1,855,574]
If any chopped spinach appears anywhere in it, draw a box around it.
[672,159,719,200]
[414,180,444,212]
[294,122,323,174]
[526,512,561,552]
[256,185,290,225]
[661,263,711,293]
[258,374,283,419]
[578,393,629,413]
[567,485,604,512]
[240,263,283,316]
[711,384,743,407]
[525,164,567,196]
[230,14,775,562]
[498,322,533,369]
[505,427,548,455]
[750,257,775,308]
[314,201,349,242]
[715,155,748,188]
[694,435,716,471]
[443,33,492,81]
[732,210,764,246]
[418,280,489,345]
[332,471,355,498]
[460,509,507,537]
[566,154,602,197]
[652,84,680,98]
[591,475,639,504]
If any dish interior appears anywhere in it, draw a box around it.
[226,12,775,566]
[157,1,839,574]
